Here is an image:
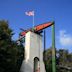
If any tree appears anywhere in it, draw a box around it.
[0,20,24,72]
[43,48,52,72]
[44,48,72,72]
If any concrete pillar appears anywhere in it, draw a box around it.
[20,31,45,72]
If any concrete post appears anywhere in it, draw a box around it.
[20,31,45,72]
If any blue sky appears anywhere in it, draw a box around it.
[0,0,72,52]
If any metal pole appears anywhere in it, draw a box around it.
[52,22,56,72]
[44,30,46,52]
[43,30,46,62]
[43,30,47,72]
[33,11,35,28]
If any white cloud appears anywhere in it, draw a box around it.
[59,30,72,46]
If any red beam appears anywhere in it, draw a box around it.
[20,21,54,36]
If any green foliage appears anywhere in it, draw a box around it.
[44,48,72,72]
[0,20,24,72]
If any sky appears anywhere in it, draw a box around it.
[0,0,72,52]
